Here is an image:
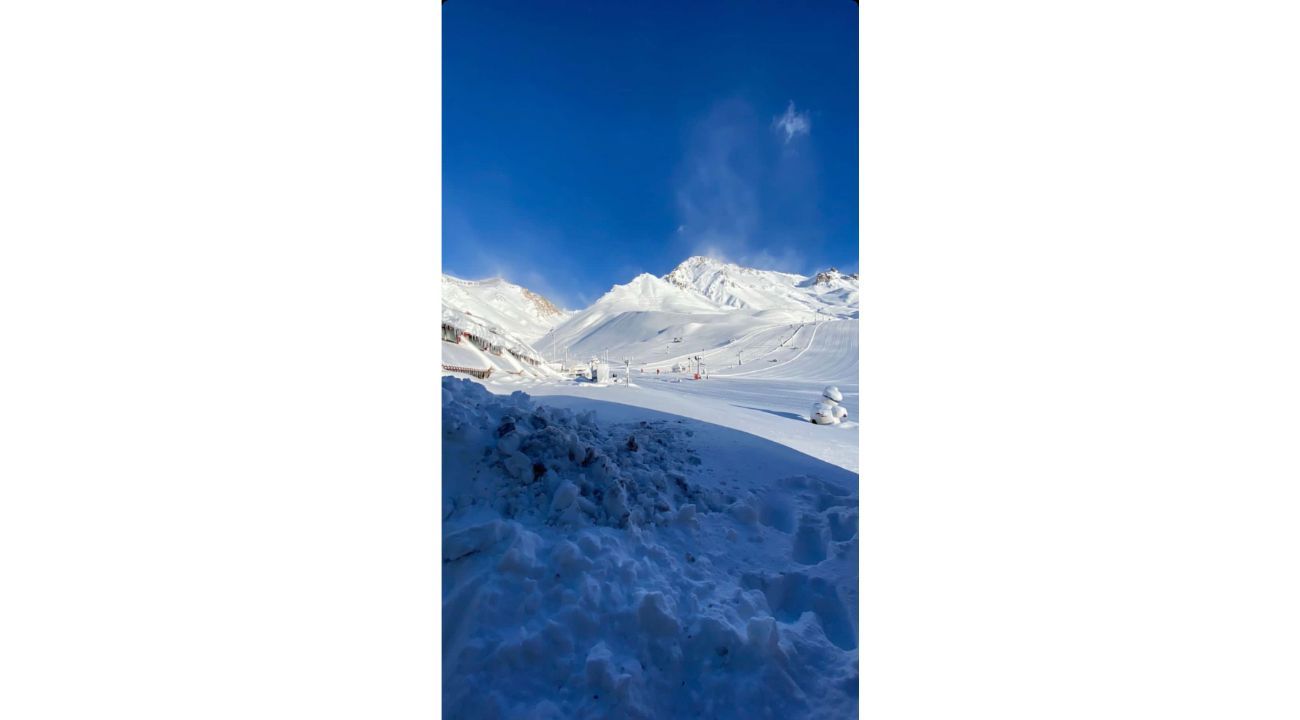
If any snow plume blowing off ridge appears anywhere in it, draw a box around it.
[442,377,859,719]
[672,98,823,274]
[673,99,765,266]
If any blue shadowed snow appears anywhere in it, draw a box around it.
[442,377,858,718]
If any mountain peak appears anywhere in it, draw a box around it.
[588,271,722,315]
[520,286,564,318]
[664,256,729,289]
[682,254,724,265]
[809,267,858,286]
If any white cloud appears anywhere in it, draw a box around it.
[772,101,810,143]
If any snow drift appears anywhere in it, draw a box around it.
[442,377,858,719]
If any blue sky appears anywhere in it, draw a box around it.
[443,0,857,309]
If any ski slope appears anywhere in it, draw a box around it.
[475,319,859,472]
[713,319,858,383]
[442,260,860,484]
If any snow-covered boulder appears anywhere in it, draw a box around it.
[822,385,843,404]
[811,402,839,425]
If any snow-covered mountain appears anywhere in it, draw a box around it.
[440,256,857,369]
[583,273,721,315]
[663,256,857,318]
[536,272,732,362]
[441,275,570,344]
[537,256,858,363]
[797,267,859,313]
[440,274,571,378]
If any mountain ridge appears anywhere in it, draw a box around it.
[533,255,857,363]
[442,256,856,366]
[441,274,571,345]
[661,256,857,315]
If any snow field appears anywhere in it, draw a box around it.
[477,319,860,472]
[718,320,859,383]
[520,376,860,474]
[442,378,858,719]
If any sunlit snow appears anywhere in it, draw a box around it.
[442,256,859,718]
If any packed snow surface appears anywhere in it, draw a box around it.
[489,319,860,472]
[443,377,858,719]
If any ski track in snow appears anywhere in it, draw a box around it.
[717,320,858,383]
[484,319,859,473]
[442,378,858,719]
[710,322,822,379]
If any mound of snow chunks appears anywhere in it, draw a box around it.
[443,377,727,530]
[811,385,849,425]
[441,378,859,719]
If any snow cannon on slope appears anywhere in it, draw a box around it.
[811,401,839,425]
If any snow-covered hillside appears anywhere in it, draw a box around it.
[442,275,570,344]
[441,275,569,379]
[538,257,856,365]
[502,319,860,473]
[539,273,736,363]
[664,256,857,318]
